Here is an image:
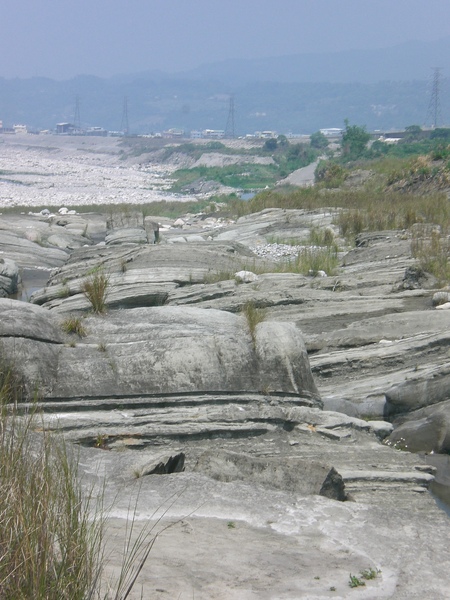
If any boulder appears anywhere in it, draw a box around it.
[387,399,450,453]
[0,257,19,296]
[432,290,450,306]
[105,227,149,245]
[0,300,320,410]
[143,217,159,243]
[235,270,258,283]
[194,450,347,500]
[385,363,450,416]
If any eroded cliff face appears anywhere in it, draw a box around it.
[2,207,450,599]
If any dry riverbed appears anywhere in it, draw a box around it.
[0,134,195,207]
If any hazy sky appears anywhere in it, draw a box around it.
[2,0,450,80]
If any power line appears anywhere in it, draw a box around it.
[427,67,442,129]
[225,94,235,138]
[73,95,81,131]
[120,96,129,135]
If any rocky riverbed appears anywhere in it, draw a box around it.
[2,140,450,597]
[0,134,195,207]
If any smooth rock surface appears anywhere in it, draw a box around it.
[2,200,450,597]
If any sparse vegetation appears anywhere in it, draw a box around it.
[0,354,103,600]
[360,567,380,580]
[349,574,366,588]
[0,349,178,599]
[411,227,450,284]
[58,284,71,298]
[61,316,87,338]
[94,433,109,449]
[241,301,267,345]
[308,226,336,248]
[291,246,339,276]
[169,163,281,192]
[349,567,381,588]
[82,271,109,314]
[203,269,236,284]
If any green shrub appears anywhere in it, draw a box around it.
[315,160,348,187]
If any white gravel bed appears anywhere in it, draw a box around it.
[250,242,311,261]
[0,138,194,208]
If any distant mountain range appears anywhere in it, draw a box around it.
[181,37,450,85]
[1,38,449,135]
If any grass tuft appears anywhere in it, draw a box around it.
[241,302,267,345]
[61,316,87,338]
[203,269,236,284]
[82,271,109,314]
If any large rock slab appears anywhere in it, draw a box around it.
[194,450,347,500]
[385,362,450,416]
[30,240,263,313]
[0,300,320,411]
[72,414,450,600]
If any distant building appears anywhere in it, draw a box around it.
[381,137,401,145]
[13,124,27,134]
[163,128,184,138]
[286,133,308,140]
[190,130,203,139]
[56,122,74,134]
[86,126,107,137]
[202,129,225,139]
[320,128,343,137]
[259,130,278,139]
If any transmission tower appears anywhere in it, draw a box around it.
[225,94,235,138]
[427,67,442,129]
[120,96,129,135]
[73,95,82,131]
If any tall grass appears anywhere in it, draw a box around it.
[411,227,450,285]
[335,192,450,240]
[286,246,339,276]
[228,184,450,235]
[0,352,169,599]
[0,356,103,600]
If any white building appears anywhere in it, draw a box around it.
[13,124,27,134]
[320,128,343,137]
[202,129,225,139]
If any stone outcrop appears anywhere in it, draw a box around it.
[0,297,321,421]
[0,257,19,296]
[3,205,450,598]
